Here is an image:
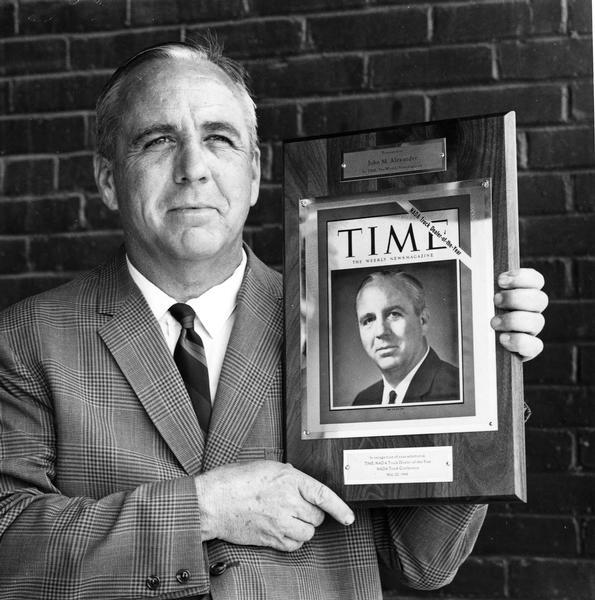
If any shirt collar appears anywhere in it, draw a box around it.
[382,344,430,403]
[126,251,247,338]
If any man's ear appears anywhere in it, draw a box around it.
[93,153,119,212]
[420,307,430,334]
[249,146,261,207]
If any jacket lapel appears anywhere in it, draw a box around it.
[96,250,205,476]
[403,347,439,403]
[203,249,283,471]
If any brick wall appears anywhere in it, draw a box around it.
[0,1,593,598]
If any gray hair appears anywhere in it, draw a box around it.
[356,270,426,316]
[95,39,258,160]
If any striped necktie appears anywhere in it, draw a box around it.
[169,303,211,435]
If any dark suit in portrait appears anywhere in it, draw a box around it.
[353,347,460,406]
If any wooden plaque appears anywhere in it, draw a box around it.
[283,113,525,505]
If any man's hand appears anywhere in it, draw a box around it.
[194,460,355,552]
[491,268,548,362]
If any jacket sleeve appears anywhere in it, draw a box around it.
[372,503,488,590]
[0,332,211,599]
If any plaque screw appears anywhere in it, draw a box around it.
[303,430,310,436]
[440,153,445,158]
[300,199,311,208]
[341,163,346,169]
[345,465,350,470]
[482,179,490,188]
[489,421,493,427]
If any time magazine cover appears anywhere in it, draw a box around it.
[299,180,498,440]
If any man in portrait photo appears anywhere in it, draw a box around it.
[353,269,460,407]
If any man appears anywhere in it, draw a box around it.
[0,41,548,599]
[353,270,459,406]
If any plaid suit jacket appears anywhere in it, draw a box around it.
[0,248,486,599]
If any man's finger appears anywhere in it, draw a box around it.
[498,332,544,361]
[494,288,549,313]
[491,311,545,336]
[497,268,545,290]
[293,502,326,527]
[298,475,355,526]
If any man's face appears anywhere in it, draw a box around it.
[95,57,260,272]
[356,277,429,377]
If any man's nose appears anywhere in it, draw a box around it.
[174,139,209,184]
[373,318,390,337]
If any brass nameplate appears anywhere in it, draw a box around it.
[341,138,446,181]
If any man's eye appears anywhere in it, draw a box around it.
[206,134,233,146]
[145,136,174,149]
[388,311,402,320]
[360,317,373,327]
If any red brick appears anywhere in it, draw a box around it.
[569,0,593,33]
[0,82,8,114]
[188,19,303,59]
[58,154,96,192]
[531,0,564,34]
[0,2,16,36]
[525,388,595,429]
[541,300,595,342]
[476,514,578,555]
[257,103,299,141]
[571,82,594,121]
[0,37,66,75]
[578,345,595,385]
[509,558,595,599]
[521,258,571,300]
[13,73,107,113]
[573,173,595,212]
[579,429,595,469]
[308,8,427,51]
[0,274,73,310]
[526,429,575,472]
[70,29,180,70]
[130,0,244,26]
[0,238,28,275]
[523,343,575,385]
[249,55,365,98]
[585,518,595,555]
[518,173,568,215]
[499,38,592,80]
[250,225,282,267]
[438,557,506,597]
[29,232,123,272]
[577,258,595,298]
[246,185,282,226]
[524,474,595,514]
[527,127,595,169]
[434,1,530,43]
[302,94,426,137]
[19,0,126,34]
[83,194,122,231]
[250,0,366,15]
[520,214,595,257]
[0,116,86,155]
[370,46,494,90]
[432,84,564,126]
[3,158,55,196]
[0,196,81,235]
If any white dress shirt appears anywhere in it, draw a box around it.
[126,252,247,401]
[381,345,430,405]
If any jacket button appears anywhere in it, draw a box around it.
[176,568,191,584]
[209,562,227,576]
[145,575,161,590]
